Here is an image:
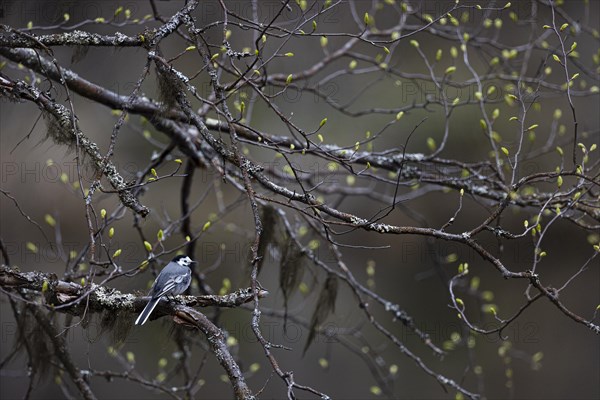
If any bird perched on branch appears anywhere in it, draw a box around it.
[135,255,194,325]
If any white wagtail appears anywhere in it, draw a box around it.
[135,255,195,325]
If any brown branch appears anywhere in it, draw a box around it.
[2,47,597,224]
[173,306,255,399]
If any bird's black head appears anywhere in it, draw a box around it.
[172,255,195,267]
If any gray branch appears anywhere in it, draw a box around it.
[0,27,142,47]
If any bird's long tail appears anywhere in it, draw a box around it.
[135,297,161,325]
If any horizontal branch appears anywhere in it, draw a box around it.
[0,28,143,47]
[0,265,268,319]
[2,47,597,225]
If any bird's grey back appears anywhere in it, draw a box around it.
[150,263,191,297]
